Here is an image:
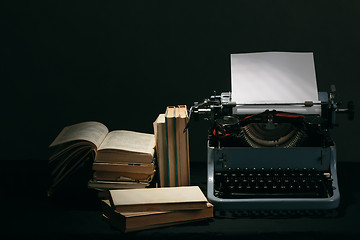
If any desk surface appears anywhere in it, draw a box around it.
[1,161,360,239]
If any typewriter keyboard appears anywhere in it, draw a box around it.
[214,168,334,199]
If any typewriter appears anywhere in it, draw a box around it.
[186,52,353,210]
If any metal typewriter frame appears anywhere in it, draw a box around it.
[186,88,353,211]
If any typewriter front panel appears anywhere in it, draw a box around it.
[212,147,331,171]
[207,144,340,210]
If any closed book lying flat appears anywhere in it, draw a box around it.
[102,214,211,233]
[93,171,154,182]
[101,200,213,232]
[109,186,208,212]
[88,179,149,190]
[92,162,155,174]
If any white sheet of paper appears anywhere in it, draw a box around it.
[230,52,319,104]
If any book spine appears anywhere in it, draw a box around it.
[173,107,179,187]
[165,108,171,187]
[178,105,190,186]
[154,114,168,187]
[184,106,190,185]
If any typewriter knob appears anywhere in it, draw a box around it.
[215,116,239,135]
[336,101,355,120]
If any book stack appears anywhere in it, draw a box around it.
[88,130,157,191]
[47,122,156,196]
[101,186,213,232]
[153,105,190,187]
[90,162,155,189]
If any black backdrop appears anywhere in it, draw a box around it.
[1,0,360,163]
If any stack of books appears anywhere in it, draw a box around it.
[47,121,156,196]
[101,186,213,232]
[88,130,156,191]
[153,105,190,187]
[90,162,155,189]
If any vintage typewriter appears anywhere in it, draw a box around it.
[186,52,353,210]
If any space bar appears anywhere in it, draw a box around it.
[229,192,321,198]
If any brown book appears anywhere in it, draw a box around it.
[103,215,202,233]
[165,107,177,187]
[92,162,155,173]
[88,179,149,190]
[93,171,154,182]
[109,186,209,212]
[101,200,213,232]
[176,105,190,186]
[153,114,168,187]
[92,162,155,182]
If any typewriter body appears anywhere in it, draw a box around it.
[188,91,353,211]
[187,52,353,210]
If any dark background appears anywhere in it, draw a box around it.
[1,1,360,162]
[1,1,360,239]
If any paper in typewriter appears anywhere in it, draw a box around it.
[231,52,319,105]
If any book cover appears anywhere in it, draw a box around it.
[153,114,168,187]
[109,186,208,212]
[101,200,213,232]
[165,107,177,187]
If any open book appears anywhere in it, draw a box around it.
[48,121,155,196]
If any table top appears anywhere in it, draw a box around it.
[1,160,360,239]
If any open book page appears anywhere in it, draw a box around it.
[49,121,109,148]
[98,130,155,154]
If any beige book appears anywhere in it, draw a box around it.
[93,162,155,182]
[88,179,149,190]
[92,162,155,174]
[165,107,177,187]
[103,215,200,233]
[50,122,155,164]
[95,130,155,164]
[174,107,180,186]
[153,114,168,187]
[109,186,208,212]
[101,200,213,232]
[93,171,154,182]
[48,121,155,195]
[176,105,190,186]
